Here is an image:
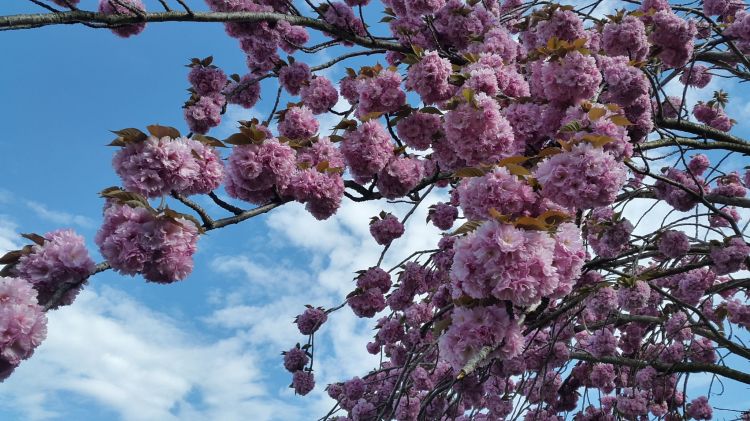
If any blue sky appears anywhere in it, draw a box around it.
[1,1,750,420]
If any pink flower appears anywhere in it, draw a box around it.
[680,65,713,88]
[598,55,650,106]
[288,169,345,220]
[14,229,95,308]
[649,11,696,68]
[406,51,454,104]
[688,154,710,176]
[0,277,47,380]
[296,307,328,334]
[602,16,649,62]
[535,143,627,210]
[356,69,406,118]
[376,156,424,199]
[98,0,146,38]
[184,94,224,134]
[429,203,458,230]
[278,106,319,139]
[444,92,519,166]
[710,237,750,275]
[279,62,311,96]
[457,167,536,221]
[369,213,404,245]
[188,66,227,96]
[113,136,224,198]
[225,138,296,204]
[296,137,345,169]
[450,221,562,306]
[301,76,339,114]
[653,167,708,212]
[658,230,691,258]
[292,370,315,395]
[283,346,309,372]
[224,74,261,109]
[341,121,393,183]
[396,111,442,151]
[95,202,200,283]
[687,396,713,420]
[438,304,522,371]
[531,52,601,105]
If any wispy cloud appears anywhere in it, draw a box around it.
[24,201,94,229]
[0,216,19,254]
[0,286,300,421]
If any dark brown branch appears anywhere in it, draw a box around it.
[570,352,750,385]
[0,10,409,54]
[210,200,285,229]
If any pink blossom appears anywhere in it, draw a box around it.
[279,106,319,139]
[113,136,224,198]
[658,230,691,258]
[296,137,345,169]
[680,65,713,88]
[224,74,261,109]
[688,154,710,176]
[532,52,601,105]
[710,237,750,275]
[356,69,406,118]
[396,111,442,151]
[292,370,315,395]
[184,94,224,134]
[188,66,227,96]
[406,51,454,104]
[377,156,424,199]
[687,396,713,420]
[444,92,519,166]
[341,121,393,183]
[429,203,458,230]
[602,16,649,62]
[369,213,404,245]
[598,55,649,106]
[653,167,708,212]
[301,76,339,114]
[225,138,297,204]
[450,221,560,306]
[296,307,328,334]
[649,11,696,67]
[433,0,494,50]
[288,169,344,220]
[0,277,47,379]
[438,304,522,371]
[279,62,311,96]
[322,2,366,38]
[98,0,146,38]
[535,143,627,210]
[283,346,309,372]
[457,167,536,220]
[14,229,95,308]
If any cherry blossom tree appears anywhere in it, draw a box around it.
[2,0,750,419]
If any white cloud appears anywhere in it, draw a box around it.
[24,201,94,229]
[0,286,300,421]
[0,216,19,255]
[213,105,265,139]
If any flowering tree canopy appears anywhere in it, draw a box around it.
[3,0,750,419]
